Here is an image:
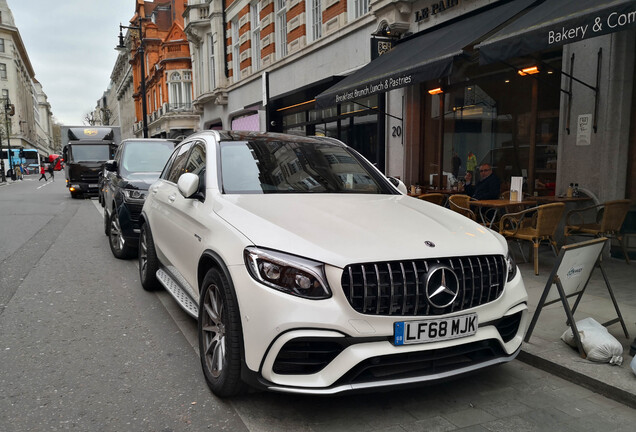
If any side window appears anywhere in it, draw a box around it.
[184,141,206,175]
[184,141,206,192]
[165,141,193,183]
[113,145,123,163]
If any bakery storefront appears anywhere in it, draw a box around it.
[316,0,636,202]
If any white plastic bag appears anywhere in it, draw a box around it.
[561,317,624,365]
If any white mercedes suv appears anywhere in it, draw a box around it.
[139,130,528,397]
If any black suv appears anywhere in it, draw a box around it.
[103,138,176,258]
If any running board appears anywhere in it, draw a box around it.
[156,268,199,319]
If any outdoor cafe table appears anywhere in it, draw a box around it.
[526,195,593,204]
[470,198,536,228]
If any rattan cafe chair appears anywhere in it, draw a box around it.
[418,193,445,206]
[499,202,566,275]
[563,199,631,264]
[448,194,477,221]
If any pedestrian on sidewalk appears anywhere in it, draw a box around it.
[16,164,24,180]
[47,164,54,181]
[39,165,47,181]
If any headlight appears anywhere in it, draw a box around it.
[506,251,518,282]
[122,189,147,202]
[244,247,331,299]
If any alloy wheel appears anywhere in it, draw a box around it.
[109,213,125,252]
[139,229,148,280]
[201,284,226,378]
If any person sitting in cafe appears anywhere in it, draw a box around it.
[461,171,475,196]
[467,163,500,200]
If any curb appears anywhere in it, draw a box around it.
[517,350,636,409]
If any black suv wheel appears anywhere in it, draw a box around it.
[108,209,136,259]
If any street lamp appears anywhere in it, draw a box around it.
[117,20,149,138]
[1,95,15,182]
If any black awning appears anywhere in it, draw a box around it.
[478,0,636,64]
[315,0,536,108]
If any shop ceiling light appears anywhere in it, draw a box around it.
[276,99,316,112]
[428,87,444,95]
[518,66,539,76]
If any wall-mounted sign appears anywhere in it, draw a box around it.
[371,37,395,60]
[576,114,592,146]
[415,0,462,23]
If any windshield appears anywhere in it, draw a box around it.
[70,145,111,162]
[220,139,391,194]
[121,140,175,176]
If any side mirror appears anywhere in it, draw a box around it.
[177,172,200,198]
[104,160,117,172]
[387,176,408,194]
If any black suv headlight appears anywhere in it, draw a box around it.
[505,251,518,282]
[122,189,147,203]
[244,247,331,299]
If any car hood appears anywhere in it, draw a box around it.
[122,172,161,190]
[214,193,506,268]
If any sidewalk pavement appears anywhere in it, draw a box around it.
[516,247,636,408]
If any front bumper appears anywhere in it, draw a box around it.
[228,262,528,394]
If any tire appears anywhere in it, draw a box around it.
[198,268,245,397]
[139,223,161,291]
[103,208,110,236]
[108,209,136,259]
[70,192,81,199]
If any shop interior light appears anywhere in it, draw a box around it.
[428,87,444,95]
[276,99,316,112]
[518,66,539,76]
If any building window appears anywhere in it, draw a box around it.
[251,2,261,72]
[348,0,369,21]
[168,71,193,110]
[306,0,322,42]
[208,33,216,90]
[0,63,6,79]
[275,0,287,59]
[0,39,4,53]
[198,44,206,94]
[2,89,7,101]
[232,19,241,81]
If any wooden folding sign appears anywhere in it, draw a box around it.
[524,237,629,359]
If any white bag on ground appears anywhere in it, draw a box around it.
[561,317,623,365]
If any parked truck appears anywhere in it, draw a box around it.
[61,126,120,198]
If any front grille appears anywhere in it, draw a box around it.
[338,339,506,385]
[341,255,506,316]
[80,173,99,183]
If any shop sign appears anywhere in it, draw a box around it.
[547,9,636,46]
[371,37,395,60]
[415,0,462,23]
[334,75,413,104]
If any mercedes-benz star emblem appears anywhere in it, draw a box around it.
[425,265,460,308]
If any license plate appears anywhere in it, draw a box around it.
[89,184,99,188]
[394,313,477,345]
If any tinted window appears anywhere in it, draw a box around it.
[120,140,175,176]
[220,139,390,194]
[69,145,111,162]
[165,141,193,183]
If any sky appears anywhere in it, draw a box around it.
[9,0,140,126]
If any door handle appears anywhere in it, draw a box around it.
[168,194,176,202]
[151,186,158,194]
